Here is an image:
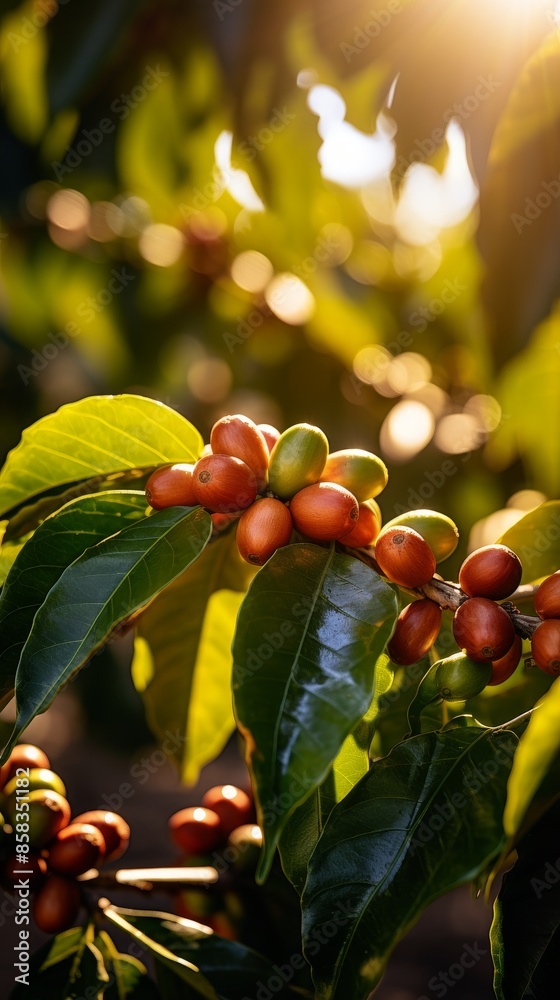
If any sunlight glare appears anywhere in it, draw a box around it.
[214,131,265,213]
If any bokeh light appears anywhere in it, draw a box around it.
[264,274,315,325]
[380,400,435,461]
[231,251,274,293]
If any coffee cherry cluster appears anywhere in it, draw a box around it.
[0,744,130,935]
[146,414,388,566]
[383,523,528,690]
[168,783,261,935]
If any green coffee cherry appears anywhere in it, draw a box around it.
[382,509,459,563]
[268,424,328,499]
[435,652,493,701]
[320,449,388,501]
[3,768,66,821]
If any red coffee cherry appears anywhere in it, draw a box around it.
[375,526,436,589]
[488,635,523,686]
[289,482,359,542]
[3,852,47,889]
[236,498,293,565]
[210,414,270,490]
[72,810,130,863]
[531,619,560,675]
[32,874,81,935]
[339,501,381,548]
[48,822,106,877]
[452,598,515,663]
[257,424,281,453]
[201,785,254,838]
[534,571,560,620]
[193,454,258,513]
[168,806,223,854]
[387,599,443,666]
[458,544,522,600]
[145,464,199,510]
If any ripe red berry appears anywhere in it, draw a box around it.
[32,874,81,935]
[73,810,130,862]
[48,823,106,877]
[168,806,223,854]
[458,544,522,600]
[375,526,436,589]
[453,597,515,663]
[236,498,293,565]
[210,414,270,490]
[193,454,258,513]
[289,482,359,542]
[534,571,560,621]
[201,785,254,838]
[3,852,47,889]
[339,501,381,548]
[257,424,281,453]
[145,464,199,510]
[488,635,523,686]
[531,619,560,675]
[387,599,442,666]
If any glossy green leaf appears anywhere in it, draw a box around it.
[0,393,203,519]
[498,500,560,583]
[101,904,218,999]
[491,799,560,999]
[232,542,398,881]
[133,531,255,784]
[302,725,520,1000]
[504,679,560,843]
[0,491,149,708]
[1,506,211,760]
[10,925,112,1000]
[279,659,391,896]
[108,907,300,1000]
[95,930,160,1000]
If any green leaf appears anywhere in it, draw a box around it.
[0,393,203,519]
[302,725,520,1000]
[95,930,160,1000]
[2,506,211,759]
[101,904,218,1000]
[10,925,113,999]
[279,661,391,896]
[133,531,255,784]
[0,491,149,708]
[106,907,299,1000]
[491,799,560,999]
[232,542,398,882]
[504,679,560,844]
[498,501,560,583]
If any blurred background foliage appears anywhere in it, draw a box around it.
[0,0,559,573]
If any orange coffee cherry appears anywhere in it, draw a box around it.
[210,414,269,490]
[257,424,281,453]
[452,598,515,663]
[236,498,293,565]
[201,785,254,838]
[193,454,258,513]
[339,501,381,548]
[289,482,359,542]
[375,526,436,589]
[168,806,223,854]
[387,598,442,666]
[0,744,50,790]
[146,464,198,510]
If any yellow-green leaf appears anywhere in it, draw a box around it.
[498,501,560,583]
[504,680,560,842]
[0,393,203,518]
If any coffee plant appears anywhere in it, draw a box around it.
[0,393,559,998]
